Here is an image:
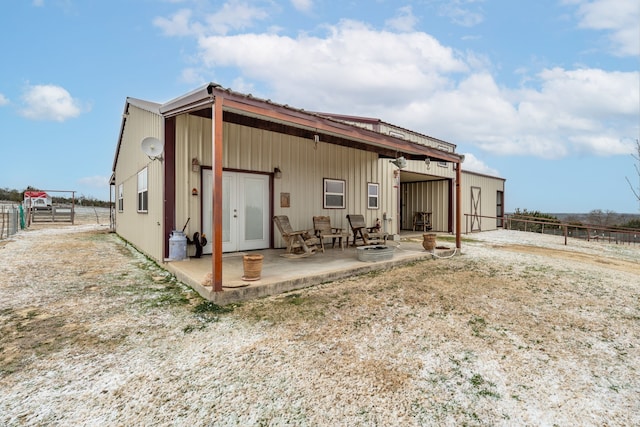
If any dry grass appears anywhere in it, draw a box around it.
[0,215,638,426]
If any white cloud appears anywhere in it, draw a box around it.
[198,20,467,109]
[291,0,313,13]
[439,0,485,27]
[385,6,418,32]
[32,0,44,6]
[0,93,9,106]
[154,1,270,37]
[571,0,640,56]
[203,1,269,35]
[153,9,195,37]
[180,67,206,85]
[158,7,638,161]
[19,84,85,122]
[406,68,638,159]
[460,152,500,176]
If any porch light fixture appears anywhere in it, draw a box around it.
[274,167,282,179]
[192,158,200,172]
[425,157,431,169]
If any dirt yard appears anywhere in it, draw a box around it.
[1,210,638,426]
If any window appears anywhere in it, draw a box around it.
[118,183,124,212]
[323,178,345,209]
[367,183,379,209]
[137,168,148,212]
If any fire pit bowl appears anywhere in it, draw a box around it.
[356,245,394,262]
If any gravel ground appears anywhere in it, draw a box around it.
[1,210,639,426]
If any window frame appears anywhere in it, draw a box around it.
[323,178,346,209]
[118,183,124,212]
[137,167,148,213]
[367,182,379,210]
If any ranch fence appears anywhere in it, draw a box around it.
[465,214,640,246]
[0,203,22,240]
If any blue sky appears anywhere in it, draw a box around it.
[0,0,638,213]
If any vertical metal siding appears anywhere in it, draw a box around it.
[401,180,451,232]
[171,119,387,249]
[114,105,164,262]
[461,172,505,232]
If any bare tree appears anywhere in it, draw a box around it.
[626,139,640,210]
[587,209,619,227]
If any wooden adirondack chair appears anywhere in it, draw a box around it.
[273,215,319,257]
[346,214,388,246]
[313,216,349,252]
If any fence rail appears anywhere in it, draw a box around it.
[0,203,22,240]
[30,205,74,223]
[464,213,640,246]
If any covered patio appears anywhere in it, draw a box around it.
[159,84,464,294]
[164,232,455,305]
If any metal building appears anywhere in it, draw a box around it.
[111,83,504,291]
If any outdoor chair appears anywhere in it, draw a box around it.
[273,215,319,257]
[346,214,388,246]
[313,216,349,252]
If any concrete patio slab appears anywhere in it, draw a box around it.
[164,234,457,305]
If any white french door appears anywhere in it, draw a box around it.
[202,170,270,253]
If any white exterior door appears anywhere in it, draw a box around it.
[202,170,270,253]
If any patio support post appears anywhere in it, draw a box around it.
[211,96,224,292]
[163,117,176,260]
[455,161,462,249]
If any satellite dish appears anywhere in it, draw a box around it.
[390,156,407,169]
[141,137,164,161]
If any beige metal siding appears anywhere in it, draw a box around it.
[173,114,213,243]
[401,180,451,232]
[403,157,455,179]
[391,158,455,232]
[171,116,396,248]
[114,105,164,262]
[247,129,386,248]
[390,159,505,234]
[461,171,506,232]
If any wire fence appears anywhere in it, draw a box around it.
[464,213,640,246]
[0,203,23,240]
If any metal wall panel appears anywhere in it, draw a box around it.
[401,180,451,232]
[172,117,393,249]
[114,104,165,262]
[460,172,505,233]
